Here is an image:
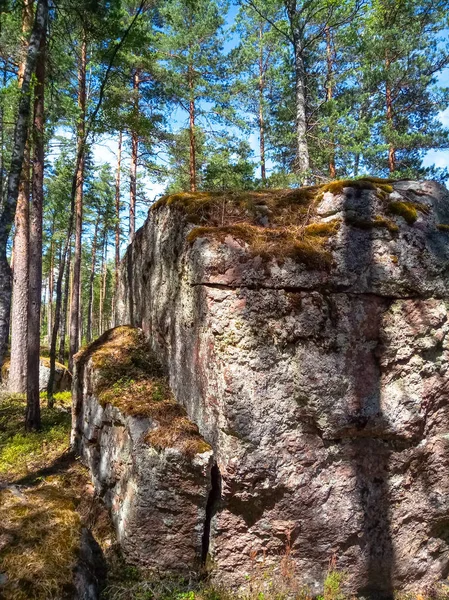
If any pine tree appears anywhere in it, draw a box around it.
[358,0,449,178]
[157,0,228,191]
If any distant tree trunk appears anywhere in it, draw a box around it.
[130,70,139,242]
[26,28,45,431]
[68,36,87,372]
[48,231,71,404]
[0,0,48,378]
[101,235,108,333]
[86,218,99,343]
[47,234,54,347]
[113,131,122,323]
[325,25,336,179]
[8,0,34,393]
[98,230,107,334]
[258,25,266,185]
[354,153,360,177]
[385,53,395,173]
[188,65,197,192]
[58,245,71,364]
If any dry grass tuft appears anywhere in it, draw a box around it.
[187,223,335,270]
[437,223,449,232]
[77,326,211,457]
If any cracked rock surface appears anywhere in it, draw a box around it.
[114,180,449,597]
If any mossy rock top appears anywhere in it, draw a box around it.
[76,326,211,457]
[150,178,448,271]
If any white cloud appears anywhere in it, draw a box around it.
[422,149,449,170]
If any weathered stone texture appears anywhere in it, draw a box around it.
[114,180,449,597]
[72,349,213,573]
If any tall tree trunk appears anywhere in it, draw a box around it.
[68,36,87,372]
[0,0,47,378]
[86,218,99,343]
[325,25,336,179]
[9,176,29,393]
[258,25,266,185]
[188,65,196,192]
[385,54,395,173]
[58,245,71,364]
[113,131,122,323]
[26,28,45,430]
[293,44,309,175]
[285,2,309,177]
[8,0,34,393]
[129,71,139,242]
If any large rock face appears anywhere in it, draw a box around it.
[113,179,449,597]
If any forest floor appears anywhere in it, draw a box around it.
[0,392,218,600]
[0,393,447,600]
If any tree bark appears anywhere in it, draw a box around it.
[8,0,34,393]
[258,25,266,185]
[0,0,48,378]
[86,217,98,343]
[68,36,87,372]
[129,71,139,242]
[325,25,336,179]
[188,65,197,192]
[26,28,45,430]
[58,245,70,364]
[9,175,29,393]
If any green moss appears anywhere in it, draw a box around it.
[304,219,341,237]
[388,200,429,225]
[437,224,449,232]
[0,395,71,481]
[77,326,211,457]
[320,179,377,195]
[345,214,399,233]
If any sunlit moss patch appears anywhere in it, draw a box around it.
[388,200,430,225]
[0,394,71,482]
[76,327,211,457]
